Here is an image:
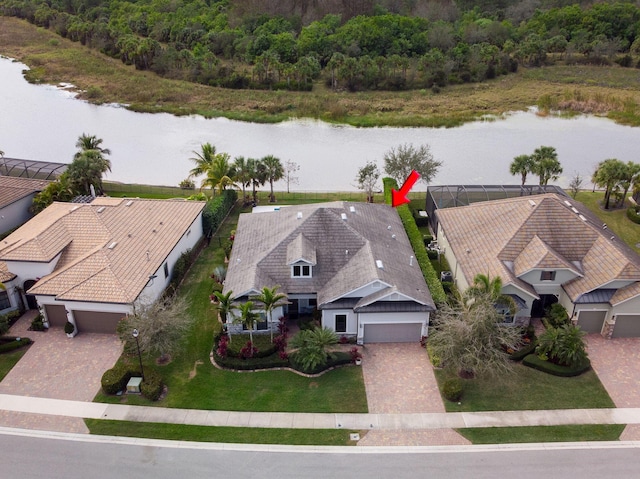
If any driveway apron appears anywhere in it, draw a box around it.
[0,312,122,433]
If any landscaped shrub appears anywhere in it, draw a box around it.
[536,324,588,368]
[627,206,640,225]
[426,342,442,367]
[30,315,45,331]
[215,353,289,371]
[0,310,22,334]
[442,377,463,401]
[509,339,537,361]
[383,177,446,305]
[0,337,31,353]
[140,369,164,401]
[427,249,439,260]
[545,303,570,328]
[423,234,434,246]
[202,189,237,237]
[522,354,591,377]
[290,351,352,375]
[101,363,141,395]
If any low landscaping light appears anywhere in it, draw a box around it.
[132,328,145,381]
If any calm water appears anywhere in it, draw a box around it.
[1,56,639,191]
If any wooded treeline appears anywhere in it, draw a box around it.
[2,0,640,92]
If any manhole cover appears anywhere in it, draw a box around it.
[350,433,360,441]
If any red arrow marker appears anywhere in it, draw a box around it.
[391,170,421,207]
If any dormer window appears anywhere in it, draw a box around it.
[292,263,312,278]
[540,270,556,281]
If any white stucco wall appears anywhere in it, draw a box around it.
[518,268,579,295]
[4,253,63,290]
[321,309,357,335]
[0,195,36,235]
[436,225,470,291]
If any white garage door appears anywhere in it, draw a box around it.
[363,323,422,343]
[612,315,640,338]
[577,310,606,333]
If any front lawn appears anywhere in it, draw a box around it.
[85,419,360,446]
[0,348,27,382]
[434,364,615,412]
[94,199,368,414]
[458,424,624,444]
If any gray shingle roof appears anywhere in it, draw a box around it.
[224,202,434,310]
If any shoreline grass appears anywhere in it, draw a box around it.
[2,17,640,128]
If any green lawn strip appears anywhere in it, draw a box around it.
[94,199,368,413]
[434,364,614,413]
[458,424,624,444]
[575,191,640,254]
[0,349,27,382]
[84,419,359,446]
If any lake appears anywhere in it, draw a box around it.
[1,56,639,191]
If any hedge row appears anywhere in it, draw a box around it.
[383,177,446,305]
[202,189,238,236]
[627,206,640,225]
[0,337,31,353]
[509,340,538,362]
[0,310,23,335]
[522,354,591,377]
[213,351,352,374]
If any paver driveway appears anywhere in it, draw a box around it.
[0,312,122,433]
[357,343,470,446]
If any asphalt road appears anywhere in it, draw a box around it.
[3,429,639,479]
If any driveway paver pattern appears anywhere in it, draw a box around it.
[359,343,469,446]
[0,312,122,433]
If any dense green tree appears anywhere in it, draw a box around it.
[68,134,112,194]
[289,327,338,372]
[30,173,75,214]
[383,143,442,187]
[202,153,236,195]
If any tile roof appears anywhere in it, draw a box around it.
[436,193,640,302]
[0,261,16,283]
[224,202,434,310]
[0,198,205,304]
[0,176,50,209]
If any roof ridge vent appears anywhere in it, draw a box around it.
[125,200,134,207]
[97,206,106,213]
[564,200,572,207]
[107,241,118,249]
[578,214,587,221]
[528,200,536,207]
[571,207,579,214]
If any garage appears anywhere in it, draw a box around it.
[612,314,640,338]
[73,310,125,334]
[363,323,422,343]
[44,304,67,327]
[577,310,607,333]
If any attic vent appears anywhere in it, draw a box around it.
[97,206,106,213]
[70,205,79,211]
[528,200,536,207]
[578,214,587,221]
[349,206,356,213]
[391,234,396,239]
[376,260,384,269]
[564,200,572,207]
[108,241,118,249]
[125,200,133,207]
[341,213,347,220]
[571,207,579,214]
[296,212,303,220]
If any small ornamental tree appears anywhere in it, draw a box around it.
[289,327,338,372]
[355,160,380,203]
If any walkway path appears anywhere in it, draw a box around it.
[1,394,639,431]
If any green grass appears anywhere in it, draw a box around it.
[458,424,624,444]
[0,349,27,382]
[93,200,368,414]
[574,191,640,254]
[435,364,615,413]
[84,419,359,445]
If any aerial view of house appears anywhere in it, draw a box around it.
[0,197,205,332]
[224,201,435,343]
[435,192,640,338]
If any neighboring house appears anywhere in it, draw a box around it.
[224,202,435,343]
[435,193,640,338]
[0,197,205,333]
[0,176,50,236]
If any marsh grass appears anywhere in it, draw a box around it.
[3,17,640,128]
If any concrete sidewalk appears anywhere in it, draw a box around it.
[1,394,640,430]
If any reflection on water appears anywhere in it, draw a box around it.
[1,56,638,191]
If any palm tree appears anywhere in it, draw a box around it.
[247,158,266,203]
[213,290,236,342]
[233,156,252,203]
[75,133,111,158]
[530,146,562,185]
[200,152,236,196]
[592,158,628,209]
[251,286,288,342]
[189,143,217,179]
[67,149,112,195]
[261,155,284,203]
[466,273,517,319]
[509,154,533,186]
[235,301,259,349]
